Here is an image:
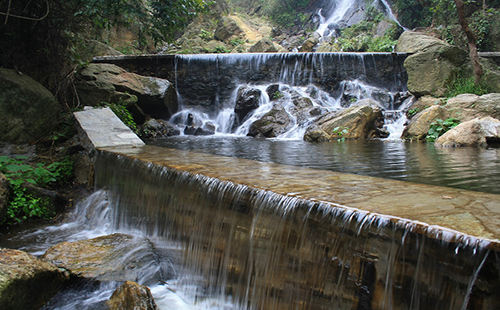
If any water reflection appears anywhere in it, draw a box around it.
[152,137,500,194]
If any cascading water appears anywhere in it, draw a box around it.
[171,52,411,140]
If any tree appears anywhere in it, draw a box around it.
[453,0,484,83]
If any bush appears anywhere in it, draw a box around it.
[0,155,74,225]
[426,118,460,142]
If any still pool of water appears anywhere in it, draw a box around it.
[151,136,500,195]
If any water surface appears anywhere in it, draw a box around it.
[151,136,500,194]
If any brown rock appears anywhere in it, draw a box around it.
[444,93,500,122]
[402,105,447,140]
[107,281,157,310]
[435,117,500,147]
[0,248,70,310]
[41,233,159,282]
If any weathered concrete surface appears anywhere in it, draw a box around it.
[101,145,500,249]
[74,107,144,148]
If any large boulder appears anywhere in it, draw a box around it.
[402,105,447,140]
[41,233,160,284]
[0,173,8,224]
[107,281,157,310]
[304,105,383,141]
[395,31,451,54]
[444,93,500,121]
[396,32,469,97]
[0,68,61,144]
[0,248,70,310]
[435,117,500,147]
[74,63,177,123]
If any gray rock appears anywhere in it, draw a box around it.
[0,68,61,144]
[141,119,180,139]
[444,93,500,121]
[0,248,70,310]
[248,104,292,138]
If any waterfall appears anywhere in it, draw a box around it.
[85,150,497,310]
[316,0,353,38]
[172,52,409,139]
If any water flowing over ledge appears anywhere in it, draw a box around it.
[93,145,500,309]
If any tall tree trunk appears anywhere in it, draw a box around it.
[454,0,483,84]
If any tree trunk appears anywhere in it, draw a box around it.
[454,0,483,84]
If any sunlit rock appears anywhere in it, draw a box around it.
[0,248,70,310]
[249,37,279,53]
[435,116,500,147]
[107,281,157,310]
[444,93,500,122]
[304,105,383,141]
[214,16,244,42]
[402,105,446,140]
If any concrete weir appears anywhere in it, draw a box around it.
[76,107,500,309]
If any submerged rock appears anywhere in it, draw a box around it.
[435,117,500,147]
[0,248,70,310]
[0,68,61,144]
[41,233,161,284]
[107,281,157,310]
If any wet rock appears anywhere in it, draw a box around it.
[435,117,500,147]
[402,105,447,140]
[0,248,70,310]
[248,104,292,138]
[234,86,262,127]
[41,233,160,284]
[184,126,197,135]
[141,119,180,140]
[249,37,279,53]
[0,173,8,223]
[75,63,177,123]
[0,68,61,144]
[195,122,216,136]
[107,281,157,310]
[304,105,383,141]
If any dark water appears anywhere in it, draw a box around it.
[151,136,500,194]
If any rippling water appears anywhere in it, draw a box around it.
[152,136,500,194]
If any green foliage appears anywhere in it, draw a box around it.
[446,73,491,98]
[76,0,212,45]
[229,38,245,46]
[407,107,422,118]
[199,28,213,41]
[100,101,138,132]
[426,118,460,142]
[271,91,284,100]
[0,155,74,225]
[332,126,349,142]
[213,45,232,53]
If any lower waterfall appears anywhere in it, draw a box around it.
[73,150,495,310]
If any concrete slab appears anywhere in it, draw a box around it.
[101,145,500,250]
[74,107,144,148]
